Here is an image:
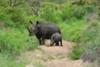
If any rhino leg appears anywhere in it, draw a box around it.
[50,40,54,46]
[60,39,63,46]
[38,38,42,45]
[41,38,45,45]
[55,42,59,46]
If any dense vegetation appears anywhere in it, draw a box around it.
[0,0,100,67]
[70,19,100,67]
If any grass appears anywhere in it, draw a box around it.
[32,59,44,67]
[0,54,27,67]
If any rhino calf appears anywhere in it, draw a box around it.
[50,33,62,46]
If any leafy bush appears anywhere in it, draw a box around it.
[58,20,85,41]
[69,44,84,60]
[69,20,100,65]
[72,5,86,19]
[0,6,29,28]
[80,22,100,64]
[0,28,38,55]
[40,3,95,23]
[40,3,62,23]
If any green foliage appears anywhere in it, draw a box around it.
[0,6,29,27]
[0,54,26,67]
[40,3,62,22]
[72,5,86,19]
[58,20,85,41]
[69,44,84,60]
[0,28,38,55]
[0,0,99,67]
[40,2,95,23]
[70,21,100,63]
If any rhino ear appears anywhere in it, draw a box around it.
[29,20,33,24]
[36,21,39,24]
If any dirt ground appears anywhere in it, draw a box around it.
[19,41,85,67]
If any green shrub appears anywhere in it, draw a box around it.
[40,3,62,23]
[69,44,84,60]
[61,4,73,21]
[72,5,87,19]
[69,21,100,63]
[0,54,26,67]
[0,6,29,28]
[39,3,94,23]
[0,28,38,55]
[58,20,85,41]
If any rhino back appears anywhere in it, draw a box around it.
[38,23,61,39]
